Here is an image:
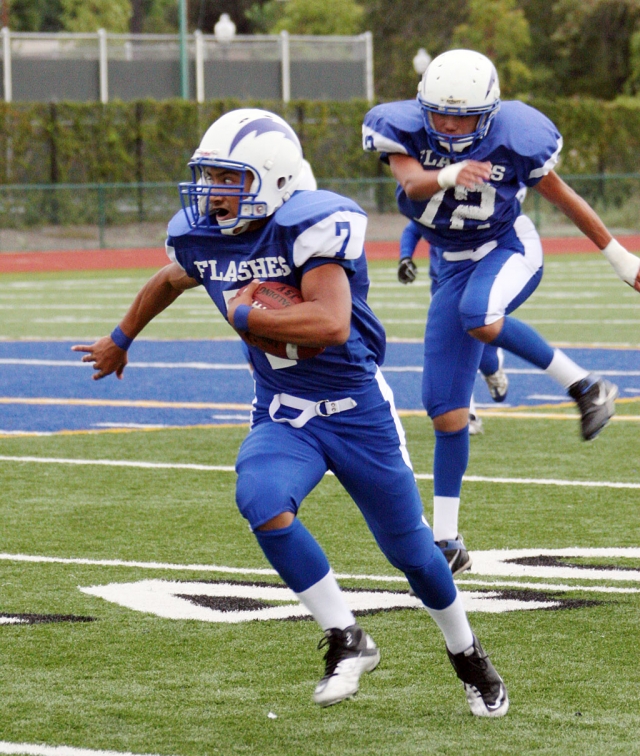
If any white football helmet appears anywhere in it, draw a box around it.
[417,49,500,158]
[180,108,304,234]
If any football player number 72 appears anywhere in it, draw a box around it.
[416,183,497,230]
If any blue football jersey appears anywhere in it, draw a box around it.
[166,189,386,396]
[363,99,562,251]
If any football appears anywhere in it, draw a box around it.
[239,281,325,360]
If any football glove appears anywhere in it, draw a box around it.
[398,257,418,284]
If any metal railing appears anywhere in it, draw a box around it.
[1,29,374,104]
[1,174,640,253]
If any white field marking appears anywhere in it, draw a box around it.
[3,549,640,591]
[383,337,640,348]
[469,548,640,582]
[521,303,640,310]
[528,394,572,401]
[367,302,428,310]
[0,278,147,289]
[382,319,438,325]
[78,579,560,621]
[0,398,252,409]
[7,362,640,377]
[0,304,127,310]
[399,409,640,425]
[0,552,278,576]
[29,318,226,325]
[0,456,235,472]
[0,617,27,624]
[519,319,639,325]
[455,579,640,594]
[0,359,249,370]
[92,423,170,429]
[0,741,176,756]
[384,317,639,326]
[1,455,639,489]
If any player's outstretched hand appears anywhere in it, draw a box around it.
[227,279,261,328]
[398,258,418,284]
[72,336,128,380]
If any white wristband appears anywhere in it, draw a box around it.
[437,160,469,189]
[601,239,640,286]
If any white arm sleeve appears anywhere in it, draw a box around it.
[602,239,640,286]
[437,161,469,189]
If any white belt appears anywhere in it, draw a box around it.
[268,392,357,428]
[442,240,497,262]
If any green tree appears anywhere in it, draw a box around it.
[251,0,365,35]
[362,0,468,100]
[551,0,640,99]
[10,0,64,31]
[60,0,131,32]
[452,0,532,96]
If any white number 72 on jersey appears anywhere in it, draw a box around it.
[416,182,497,231]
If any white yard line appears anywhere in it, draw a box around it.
[0,359,249,370]
[1,359,640,378]
[0,455,638,489]
[0,742,175,756]
[0,553,638,594]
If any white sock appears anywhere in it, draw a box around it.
[426,592,474,654]
[433,495,460,541]
[469,393,477,416]
[545,349,590,389]
[296,570,356,631]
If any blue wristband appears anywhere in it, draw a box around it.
[233,304,252,332]
[111,325,133,351]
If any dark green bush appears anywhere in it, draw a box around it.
[2,97,640,186]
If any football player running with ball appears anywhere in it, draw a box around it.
[363,49,640,576]
[73,109,509,717]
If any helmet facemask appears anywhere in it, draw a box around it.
[417,49,501,159]
[179,109,304,234]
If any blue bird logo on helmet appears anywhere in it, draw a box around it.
[180,108,304,234]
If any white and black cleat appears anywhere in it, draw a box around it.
[447,636,509,718]
[568,374,618,441]
[483,348,509,402]
[436,534,472,577]
[468,413,484,436]
[313,624,380,707]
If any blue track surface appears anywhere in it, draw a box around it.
[1,340,638,434]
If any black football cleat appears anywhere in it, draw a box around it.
[436,534,472,577]
[482,348,509,402]
[313,624,380,706]
[447,637,509,717]
[568,374,618,441]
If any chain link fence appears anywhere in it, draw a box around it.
[1,174,640,252]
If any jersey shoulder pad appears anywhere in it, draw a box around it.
[363,100,422,156]
[275,189,365,227]
[166,208,193,240]
[275,191,367,268]
[494,102,562,158]
[490,101,563,183]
